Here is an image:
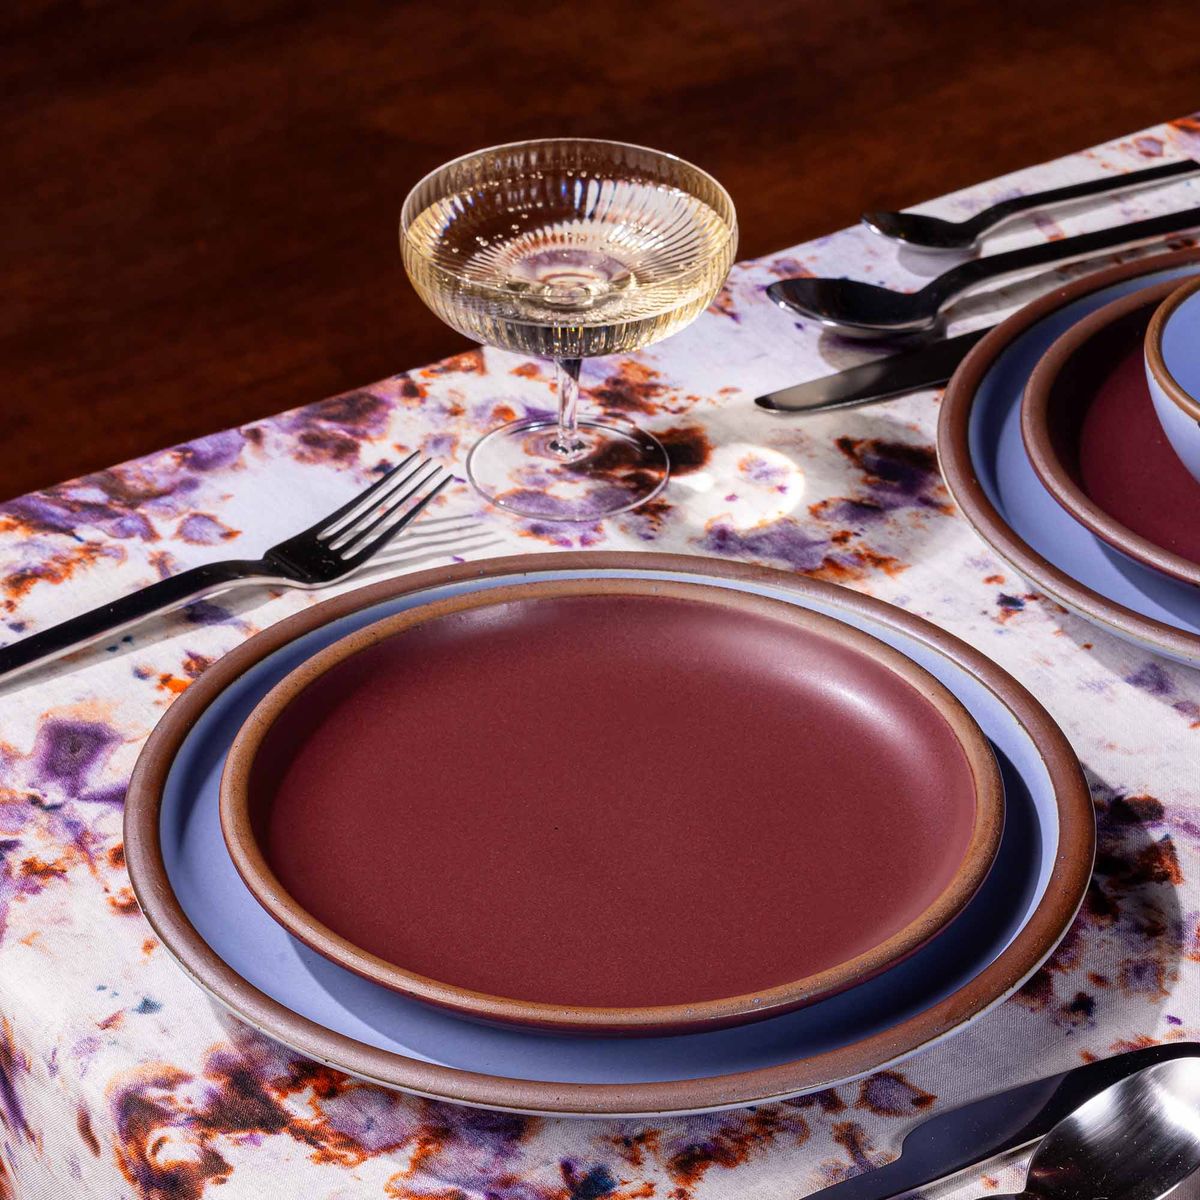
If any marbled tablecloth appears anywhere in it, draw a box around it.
[4,117,1200,1199]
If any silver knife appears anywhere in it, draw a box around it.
[810,1041,1200,1200]
[755,327,992,414]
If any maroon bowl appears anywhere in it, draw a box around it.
[220,575,1003,1037]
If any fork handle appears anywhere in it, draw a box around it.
[0,558,271,680]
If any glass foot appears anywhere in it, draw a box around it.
[466,416,670,521]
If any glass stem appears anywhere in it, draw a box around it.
[549,357,587,461]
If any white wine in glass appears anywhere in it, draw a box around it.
[401,138,736,521]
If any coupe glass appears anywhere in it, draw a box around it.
[401,138,737,520]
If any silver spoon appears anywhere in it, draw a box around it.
[767,204,1200,337]
[862,159,1200,251]
[986,1057,1200,1200]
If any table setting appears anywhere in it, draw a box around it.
[3,114,1200,1198]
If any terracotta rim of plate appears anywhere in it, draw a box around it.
[218,576,1005,1036]
[939,248,1200,662]
[125,552,1093,1115]
[1146,273,1200,421]
[1021,278,1200,589]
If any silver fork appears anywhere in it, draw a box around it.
[0,453,454,679]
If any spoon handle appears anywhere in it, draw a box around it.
[924,204,1200,309]
[958,159,1199,238]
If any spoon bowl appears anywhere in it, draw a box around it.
[1018,1058,1200,1200]
[863,160,1200,252]
[766,277,938,337]
[863,209,982,251]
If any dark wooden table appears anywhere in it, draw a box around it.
[4,0,1197,500]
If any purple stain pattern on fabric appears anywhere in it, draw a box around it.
[654,1107,814,1193]
[105,1035,549,1199]
[308,390,392,432]
[562,1163,616,1200]
[273,390,394,467]
[1122,661,1200,724]
[33,720,121,798]
[857,1070,935,1116]
[0,438,236,545]
[177,515,237,545]
[109,514,158,541]
[0,1020,33,1144]
[2,493,158,543]
[0,840,21,942]
[699,514,905,579]
[179,431,246,472]
[700,519,833,571]
[740,455,789,488]
[1126,661,1174,696]
[813,437,949,525]
[1017,781,1182,1023]
[78,783,127,808]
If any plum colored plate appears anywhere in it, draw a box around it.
[1022,279,1200,588]
[220,578,1003,1036]
[940,250,1200,667]
[125,554,1092,1117]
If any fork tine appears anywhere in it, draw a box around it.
[336,464,448,557]
[341,470,453,566]
[327,461,442,551]
[305,451,422,539]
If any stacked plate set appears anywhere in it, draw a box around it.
[125,552,1095,1117]
[941,250,1200,668]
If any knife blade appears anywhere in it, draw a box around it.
[754,326,992,414]
[808,1042,1200,1200]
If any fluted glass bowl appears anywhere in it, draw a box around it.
[401,138,736,521]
